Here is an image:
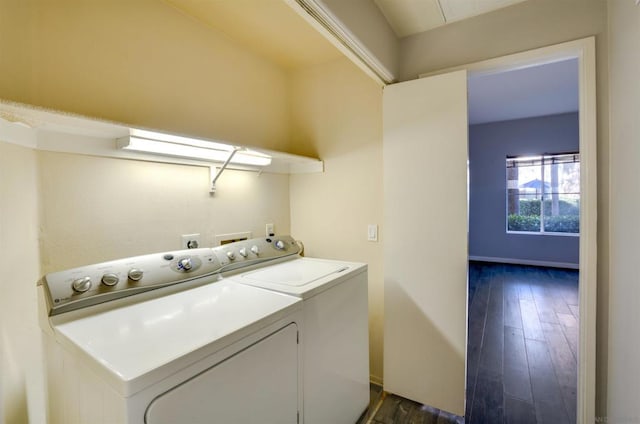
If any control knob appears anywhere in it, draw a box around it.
[226,251,236,260]
[101,273,119,286]
[128,268,144,281]
[274,240,285,250]
[72,276,92,293]
[239,247,248,258]
[250,245,260,255]
[178,257,193,271]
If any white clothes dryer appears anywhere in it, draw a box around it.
[38,236,306,424]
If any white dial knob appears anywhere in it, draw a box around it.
[239,247,248,257]
[101,273,119,286]
[178,257,193,271]
[128,268,144,281]
[72,276,92,293]
[250,245,260,255]
[226,251,236,260]
[274,240,285,250]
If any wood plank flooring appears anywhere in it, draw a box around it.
[362,262,578,424]
[466,262,578,424]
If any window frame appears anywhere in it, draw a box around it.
[505,152,580,237]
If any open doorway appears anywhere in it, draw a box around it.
[382,37,596,424]
[466,58,580,423]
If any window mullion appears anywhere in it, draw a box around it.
[540,156,545,233]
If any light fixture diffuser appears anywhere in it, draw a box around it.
[117,130,272,167]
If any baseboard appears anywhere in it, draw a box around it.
[370,374,383,386]
[469,255,579,269]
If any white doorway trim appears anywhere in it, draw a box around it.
[421,37,597,424]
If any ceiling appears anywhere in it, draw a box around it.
[468,58,579,125]
[373,0,528,37]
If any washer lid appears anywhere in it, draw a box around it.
[236,257,366,298]
[52,280,301,396]
[242,259,349,286]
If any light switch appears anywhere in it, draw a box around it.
[367,224,378,242]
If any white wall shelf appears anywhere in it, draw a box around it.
[0,99,323,175]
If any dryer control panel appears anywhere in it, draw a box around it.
[39,236,301,316]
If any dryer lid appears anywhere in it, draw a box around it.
[52,280,301,396]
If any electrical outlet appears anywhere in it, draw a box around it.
[181,233,201,249]
[266,223,275,237]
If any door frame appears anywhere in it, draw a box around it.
[420,37,597,423]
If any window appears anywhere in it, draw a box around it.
[506,153,580,234]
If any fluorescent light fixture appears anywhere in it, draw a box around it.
[117,129,272,167]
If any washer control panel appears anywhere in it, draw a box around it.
[39,236,300,316]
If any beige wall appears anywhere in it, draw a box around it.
[0,141,44,424]
[289,58,384,383]
[0,0,290,152]
[397,0,610,415]
[0,0,34,103]
[38,152,291,273]
[0,0,625,419]
[607,1,640,421]
[0,0,295,271]
[287,2,613,410]
[0,146,291,424]
[0,1,295,420]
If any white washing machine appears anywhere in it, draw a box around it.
[232,256,370,424]
[38,236,309,424]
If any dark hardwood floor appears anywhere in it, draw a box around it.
[361,262,578,424]
[369,393,463,424]
[467,262,578,424]
[359,383,463,424]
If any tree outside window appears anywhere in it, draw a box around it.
[506,153,580,234]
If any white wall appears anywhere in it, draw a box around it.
[0,141,44,424]
[289,58,385,383]
[607,1,640,421]
[38,152,290,273]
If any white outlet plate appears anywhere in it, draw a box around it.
[181,233,201,249]
[266,223,275,237]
